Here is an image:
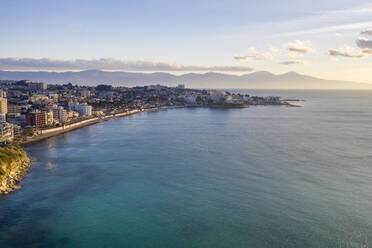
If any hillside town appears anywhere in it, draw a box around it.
[0,80,284,144]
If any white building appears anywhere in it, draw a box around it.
[78,103,92,116]
[53,107,68,123]
[184,95,197,104]
[226,94,244,105]
[209,90,228,103]
[68,102,92,116]
[264,96,281,103]
[68,102,77,111]
[45,110,54,125]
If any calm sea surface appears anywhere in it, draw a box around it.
[1,90,372,248]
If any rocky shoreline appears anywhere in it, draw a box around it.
[0,146,33,194]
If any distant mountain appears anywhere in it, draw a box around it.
[0,69,371,89]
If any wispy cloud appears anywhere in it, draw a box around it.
[280,61,304,65]
[266,3,372,38]
[276,21,372,38]
[218,4,372,42]
[0,57,255,72]
[234,47,272,61]
[233,54,271,61]
[328,47,365,58]
[286,40,314,57]
[234,46,281,61]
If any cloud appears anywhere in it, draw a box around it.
[280,61,304,65]
[268,45,280,55]
[233,47,273,61]
[356,37,372,54]
[233,54,271,61]
[275,21,372,38]
[286,40,314,57]
[356,37,372,50]
[360,29,372,36]
[267,3,372,38]
[362,48,372,54]
[327,30,372,57]
[0,57,255,72]
[328,48,365,58]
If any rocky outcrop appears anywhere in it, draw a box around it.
[0,145,32,194]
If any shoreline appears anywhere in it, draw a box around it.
[20,106,194,147]
[21,109,141,147]
[2,102,295,194]
[2,110,143,194]
[21,102,296,147]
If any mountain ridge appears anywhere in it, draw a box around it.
[0,70,370,89]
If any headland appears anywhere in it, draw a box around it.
[0,145,32,194]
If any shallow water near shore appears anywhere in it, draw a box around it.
[1,90,372,248]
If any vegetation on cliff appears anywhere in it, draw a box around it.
[0,145,32,194]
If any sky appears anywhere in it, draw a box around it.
[0,0,372,83]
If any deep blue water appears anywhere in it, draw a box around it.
[1,90,372,248]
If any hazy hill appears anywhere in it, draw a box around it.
[0,70,371,89]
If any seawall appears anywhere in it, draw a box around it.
[21,110,140,146]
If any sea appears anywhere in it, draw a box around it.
[1,90,372,248]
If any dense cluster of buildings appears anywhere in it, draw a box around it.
[0,79,282,144]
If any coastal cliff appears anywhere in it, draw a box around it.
[0,145,32,194]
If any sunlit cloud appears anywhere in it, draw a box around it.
[328,47,365,58]
[234,46,280,61]
[286,40,315,57]
[234,47,272,61]
[268,45,280,55]
[362,48,372,54]
[0,57,255,72]
[356,37,372,51]
[280,61,304,65]
[327,29,372,58]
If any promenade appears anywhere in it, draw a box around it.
[21,110,140,146]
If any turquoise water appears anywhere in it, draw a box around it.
[1,90,372,247]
